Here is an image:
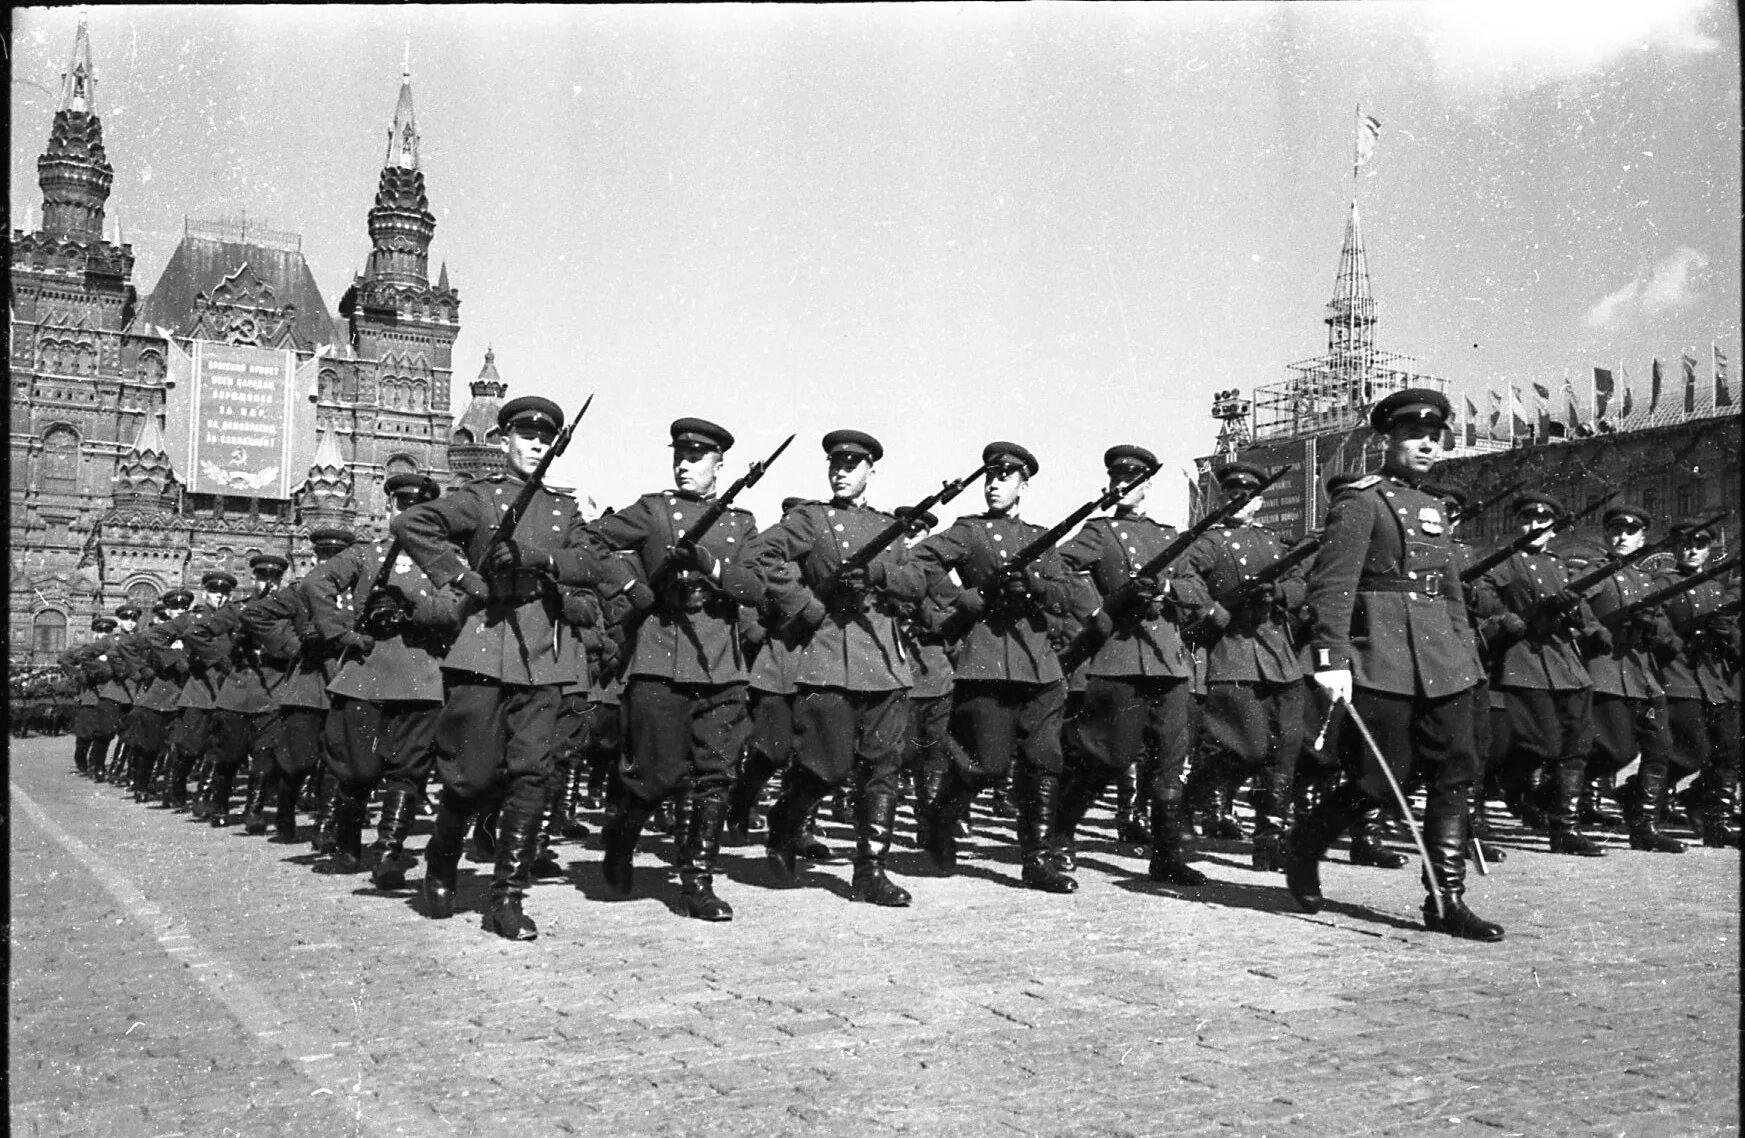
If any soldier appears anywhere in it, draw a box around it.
[1473,493,1606,857]
[128,593,193,802]
[167,571,239,813]
[579,417,766,922]
[910,441,1078,894]
[189,554,291,827]
[745,430,930,907]
[1658,517,1740,845]
[393,397,613,940]
[307,476,456,882]
[94,604,145,784]
[1581,506,1686,854]
[240,527,357,841]
[1285,389,1503,942]
[1056,444,1207,886]
[63,622,115,778]
[1177,462,1308,873]
[889,507,966,854]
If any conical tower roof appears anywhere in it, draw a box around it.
[112,416,179,509]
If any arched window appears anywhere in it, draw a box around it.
[137,351,166,385]
[318,368,340,403]
[41,426,80,493]
[384,454,418,476]
[33,610,67,656]
[126,581,160,610]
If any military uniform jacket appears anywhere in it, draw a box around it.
[93,631,145,704]
[241,582,336,711]
[1176,521,1306,684]
[133,622,186,713]
[1060,512,1200,681]
[896,593,957,701]
[195,596,286,715]
[911,513,1072,686]
[747,613,803,696]
[393,473,606,687]
[307,537,461,704]
[175,605,244,711]
[577,489,764,686]
[1474,549,1595,692]
[1582,562,1671,700]
[1656,569,1738,705]
[1306,473,1480,699]
[744,500,927,692]
[60,645,104,706]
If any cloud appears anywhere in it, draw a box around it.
[1584,246,1709,327]
[1585,281,1641,328]
[1641,246,1710,314]
[1418,0,1719,90]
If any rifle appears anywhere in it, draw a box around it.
[1458,490,1620,584]
[1449,478,1525,523]
[1056,466,1293,672]
[782,459,994,639]
[1598,553,1740,629]
[476,393,593,570]
[1517,508,1733,639]
[624,433,796,627]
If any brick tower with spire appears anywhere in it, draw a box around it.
[448,346,510,484]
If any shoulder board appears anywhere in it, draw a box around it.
[474,473,509,484]
[1350,475,1382,490]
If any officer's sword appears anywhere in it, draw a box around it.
[1337,698,1445,922]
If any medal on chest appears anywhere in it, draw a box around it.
[1418,506,1444,536]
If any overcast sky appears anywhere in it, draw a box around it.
[11,3,1739,526]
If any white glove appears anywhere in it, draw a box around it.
[1313,668,1353,705]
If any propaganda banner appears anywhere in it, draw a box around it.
[186,342,297,498]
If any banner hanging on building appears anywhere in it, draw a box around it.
[186,342,297,499]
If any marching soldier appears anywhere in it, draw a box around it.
[190,554,291,827]
[910,442,1079,894]
[306,477,456,881]
[1473,493,1605,857]
[393,398,613,940]
[890,507,965,854]
[745,430,929,907]
[579,417,766,922]
[1658,517,1740,845]
[128,593,193,802]
[63,621,115,778]
[1056,445,1207,886]
[1285,389,1503,941]
[1580,506,1686,853]
[1177,462,1308,873]
[167,571,239,813]
[94,604,145,784]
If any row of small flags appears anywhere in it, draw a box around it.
[1452,345,1734,447]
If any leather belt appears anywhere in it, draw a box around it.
[1360,571,1445,597]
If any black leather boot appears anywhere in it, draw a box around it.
[923,767,978,874]
[74,737,91,776]
[562,762,591,839]
[241,771,273,834]
[1701,770,1740,848]
[725,750,776,846]
[1420,805,1504,942]
[988,773,1015,819]
[1249,762,1294,873]
[601,796,654,896]
[1283,783,1371,913]
[1115,762,1150,844]
[311,779,344,854]
[1148,797,1208,886]
[1348,807,1410,868]
[830,788,852,824]
[421,790,469,919]
[850,791,912,907]
[1547,763,1606,856]
[315,790,367,874]
[796,802,836,861]
[1628,760,1686,853]
[1052,769,1109,874]
[530,776,568,878]
[207,764,239,827]
[1019,772,1078,894]
[89,737,112,783]
[271,772,304,842]
[911,761,946,853]
[370,788,421,889]
[680,791,734,921]
[165,749,194,810]
[484,808,541,941]
[1197,775,1245,840]
[1580,776,1623,829]
[764,771,826,885]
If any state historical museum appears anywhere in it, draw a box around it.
[10,22,512,664]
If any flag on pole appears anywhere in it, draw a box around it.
[1487,388,1504,437]
[1511,386,1530,442]
[1650,358,1663,411]
[1566,386,1590,436]
[1716,344,1733,408]
[1593,367,1615,420]
[1531,381,1552,440]
[1463,395,1479,447]
[1620,374,1634,421]
[1353,108,1382,177]
[1682,352,1698,412]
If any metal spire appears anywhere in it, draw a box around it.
[1325,199,1376,367]
[385,37,419,170]
[60,10,97,114]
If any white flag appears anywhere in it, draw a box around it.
[1355,112,1382,173]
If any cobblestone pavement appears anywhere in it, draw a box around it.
[10,735,1739,1138]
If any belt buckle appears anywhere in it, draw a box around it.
[1422,573,1443,598]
